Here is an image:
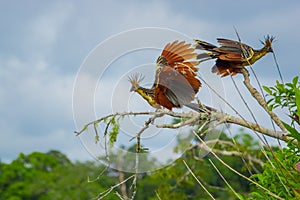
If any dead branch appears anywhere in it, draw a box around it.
[75,109,291,143]
[240,68,287,132]
[117,156,128,200]
[187,140,264,167]
[212,149,264,167]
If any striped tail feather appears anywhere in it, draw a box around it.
[194,39,219,61]
[194,39,217,50]
[196,52,216,61]
[184,102,216,113]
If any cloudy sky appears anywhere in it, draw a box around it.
[1,0,300,163]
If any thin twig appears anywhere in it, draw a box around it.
[240,67,295,193]
[87,165,109,183]
[128,152,139,200]
[75,110,291,143]
[223,121,254,175]
[182,160,216,200]
[129,112,164,141]
[115,191,125,200]
[96,175,135,200]
[233,29,282,147]
[241,68,287,132]
[212,149,264,167]
[75,111,158,136]
[229,74,268,146]
[155,191,162,200]
[197,74,290,144]
[187,140,264,167]
[234,31,293,193]
[156,112,200,128]
[192,131,284,200]
[209,159,243,200]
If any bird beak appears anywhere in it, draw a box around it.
[130,86,135,92]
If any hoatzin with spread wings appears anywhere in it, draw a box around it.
[194,35,274,77]
[128,40,210,112]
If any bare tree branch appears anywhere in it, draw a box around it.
[240,68,287,132]
[129,112,164,143]
[75,109,291,143]
[216,112,289,141]
[117,156,128,200]
[187,140,264,167]
[212,149,264,167]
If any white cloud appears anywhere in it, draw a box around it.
[0,55,75,161]
[27,2,74,52]
[1,1,299,163]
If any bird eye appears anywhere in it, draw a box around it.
[266,46,273,52]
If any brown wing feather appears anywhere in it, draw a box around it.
[218,53,243,61]
[153,40,201,110]
[216,38,254,62]
[217,38,244,48]
[154,67,201,109]
[160,41,197,67]
[165,41,188,55]
[155,88,174,110]
[212,59,243,77]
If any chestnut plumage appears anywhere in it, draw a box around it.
[195,35,274,77]
[129,40,202,111]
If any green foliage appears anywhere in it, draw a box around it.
[263,76,300,126]
[3,78,300,199]
[0,130,279,200]
[135,131,264,200]
[0,151,118,200]
[250,146,300,199]
[108,117,120,146]
[282,121,300,144]
[263,76,300,143]
[251,77,300,199]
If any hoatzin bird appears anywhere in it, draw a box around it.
[128,40,210,112]
[194,35,274,77]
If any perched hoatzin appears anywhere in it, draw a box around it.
[194,35,274,77]
[128,40,209,112]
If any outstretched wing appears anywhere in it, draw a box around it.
[153,41,201,110]
[216,38,254,62]
[159,40,198,67]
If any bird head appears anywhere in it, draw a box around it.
[260,35,275,53]
[128,73,145,92]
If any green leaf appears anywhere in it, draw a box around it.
[276,81,285,93]
[235,193,245,200]
[108,118,120,146]
[292,76,299,86]
[282,121,300,142]
[251,191,264,198]
[286,83,294,88]
[263,86,272,95]
[295,87,300,118]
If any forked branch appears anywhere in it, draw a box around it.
[75,109,291,143]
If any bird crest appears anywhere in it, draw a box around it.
[128,73,145,91]
[260,35,275,51]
